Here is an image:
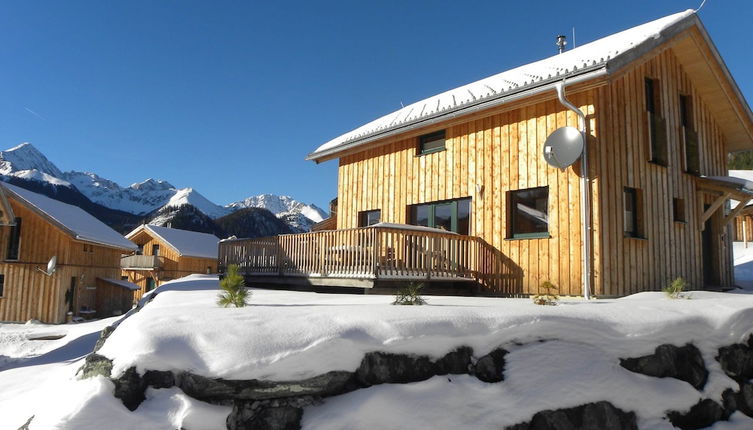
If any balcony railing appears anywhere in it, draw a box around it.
[218,225,523,292]
[121,254,161,270]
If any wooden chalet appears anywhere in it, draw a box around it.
[220,10,753,297]
[0,182,139,323]
[121,224,219,299]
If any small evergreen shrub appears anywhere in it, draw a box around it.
[217,265,250,307]
[532,281,559,306]
[392,282,426,305]
[663,277,689,299]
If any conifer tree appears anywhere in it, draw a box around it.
[217,264,249,307]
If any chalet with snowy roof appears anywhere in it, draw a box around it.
[122,224,219,298]
[0,182,139,323]
[220,10,753,297]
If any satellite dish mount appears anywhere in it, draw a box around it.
[37,256,57,276]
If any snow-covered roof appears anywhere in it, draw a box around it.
[308,10,699,161]
[0,182,137,251]
[98,278,140,291]
[126,224,219,259]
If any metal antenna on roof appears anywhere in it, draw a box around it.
[556,35,567,54]
[572,27,576,49]
[400,101,404,108]
[696,0,708,12]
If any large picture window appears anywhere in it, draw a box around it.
[358,209,381,227]
[509,187,549,239]
[409,198,471,234]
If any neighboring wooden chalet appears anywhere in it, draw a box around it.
[221,10,753,297]
[0,183,139,323]
[122,224,219,299]
[311,198,338,232]
[729,171,753,244]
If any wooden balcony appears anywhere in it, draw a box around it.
[121,254,161,270]
[218,224,523,293]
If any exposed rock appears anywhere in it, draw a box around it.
[178,371,358,403]
[667,399,729,430]
[620,344,707,390]
[143,370,175,389]
[475,348,508,383]
[505,401,638,430]
[78,353,113,379]
[717,343,753,382]
[435,346,473,375]
[113,367,147,411]
[92,325,116,352]
[227,397,316,430]
[723,383,753,418]
[356,352,437,386]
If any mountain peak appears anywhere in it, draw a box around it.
[0,142,63,178]
[130,178,175,191]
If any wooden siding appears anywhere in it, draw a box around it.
[0,199,125,323]
[593,47,732,295]
[335,44,734,296]
[733,214,753,243]
[122,230,217,300]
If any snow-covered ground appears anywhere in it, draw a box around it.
[2,248,753,429]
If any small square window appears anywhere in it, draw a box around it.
[152,244,160,256]
[418,130,445,155]
[624,187,643,238]
[358,210,381,227]
[508,187,549,239]
[673,198,686,223]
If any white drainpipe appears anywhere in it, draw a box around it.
[555,80,592,300]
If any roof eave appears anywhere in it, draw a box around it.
[306,66,609,163]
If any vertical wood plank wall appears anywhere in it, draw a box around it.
[336,46,732,296]
[122,231,217,300]
[0,199,126,323]
[338,96,591,296]
[593,48,731,295]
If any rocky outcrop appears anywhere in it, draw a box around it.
[227,397,316,430]
[435,346,474,375]
[723,382,753,418]
[474,348,508,383]
[355,352,437,386]
[78,353,113,379]
[717,336,753,383]
[505,401,638,430]
[666,398,730,430]
[620,343,708,390]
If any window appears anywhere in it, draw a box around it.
[146,277,156,292]
[358,209,381,227]
[673,198,686,223]
[121,275,129,281]
[418,130,446,155]
[152,244,160,256]
[680,95,700,175]
[137,244,144,255]
[6,217,21,260]
[624,187,643,238]
[0,274,4,297]
[645,78,668,165]
[508,187,549,239]
[409,198,471,234]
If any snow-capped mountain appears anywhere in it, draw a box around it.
[227,194,327,225]
[0,142,325,232]
[0,142,63,177]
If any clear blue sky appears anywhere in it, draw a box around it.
[1,0,750,210]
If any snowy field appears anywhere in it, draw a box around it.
[1,249,753,429]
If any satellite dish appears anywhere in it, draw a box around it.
[543,126,584,169]
[37,256,57,276]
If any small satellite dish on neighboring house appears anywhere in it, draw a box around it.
[543,126,584,169]
[37,256,57,276]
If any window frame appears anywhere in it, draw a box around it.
[358,209,382,227]
[645,78,668,166]
[408,197,471,235]
[152,244,160,256]
[680,94,700,175]
[624,187,644,238]
[0,274,4,298]
[507,186,550,240]
[6,217,21,261]
[417,130,446,155]
[673,197,686,223]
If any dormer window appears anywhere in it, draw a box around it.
[418,130,446,155]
